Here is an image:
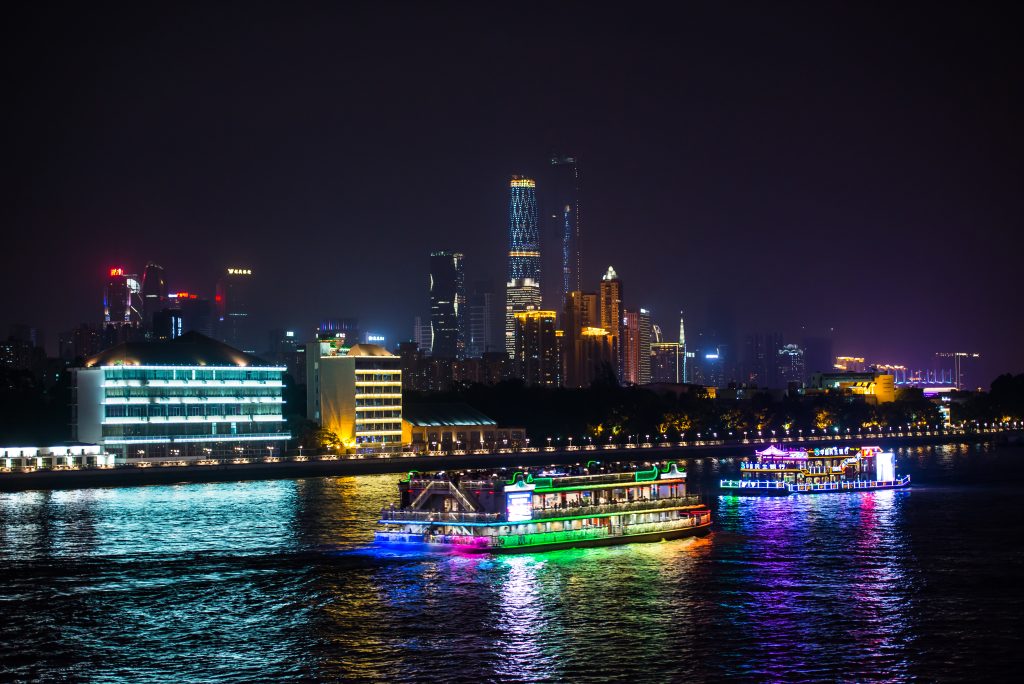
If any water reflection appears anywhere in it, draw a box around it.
[1,445,1022,681]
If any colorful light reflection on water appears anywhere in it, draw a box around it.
[1,443,1022,681]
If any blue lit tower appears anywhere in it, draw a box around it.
[506,176,542,357]
[548,156,581,308]
[507,176,540,281]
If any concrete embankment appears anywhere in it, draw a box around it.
[0,431,1018,492]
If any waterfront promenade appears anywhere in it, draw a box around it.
[1,427,1020,491]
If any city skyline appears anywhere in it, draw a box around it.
[2,4,1022,384]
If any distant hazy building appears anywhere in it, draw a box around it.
[306,340,402,454]
[801,334,834,382]
[622,308,651,385]
[412,316,433,355]
[59,324,102,361]
[513,310,559,387]
[777,343,806,387]
[429,251,466,359]
[650,342,680,384]
[141,262,168,333]
[466,280,500,358]
[215,267,254,352]
[935,352,981,391]
[166,292,213,337]
[151,309,183,340]
[73,332,289,462]
[547,155,581,310]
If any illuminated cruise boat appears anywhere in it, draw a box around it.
[376,462,711,553]
[720,445,910,495]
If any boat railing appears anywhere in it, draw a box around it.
[720,479,789,490]
[790,475,910,492]
[379,508,504,524]
[531,495,701,519]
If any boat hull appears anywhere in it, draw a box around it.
[376,520,713,555]
[720,477,911,496]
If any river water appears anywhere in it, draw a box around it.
[1,443,1022,682]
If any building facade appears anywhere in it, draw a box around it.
[73,332,289,462]
[650,341,680,384]
[513,310,559,387]
[307,341,403,454]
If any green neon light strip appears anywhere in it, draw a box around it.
[534,477,685,493]
[635,465,660,482]
[586,460,600,468]
[399,470,420,483]
[497,519,711,549]
[505,471,525,485]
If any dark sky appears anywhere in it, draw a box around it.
[3,2,1022,384]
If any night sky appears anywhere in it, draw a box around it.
[4,3,1022,382]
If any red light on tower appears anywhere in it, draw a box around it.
[109,267,124,277]
[215,295,222,302]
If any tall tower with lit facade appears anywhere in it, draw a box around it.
[505,176,542,357]
[429,251,466,359]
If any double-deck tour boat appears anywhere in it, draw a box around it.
[720,444,911,495]
[376,462,711,553]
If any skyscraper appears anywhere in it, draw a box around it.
[215,267,254,352]
[141,262,168,333]
[429,251,466,358]
[505,176,542,357]
[622,308,652,385]
[548,156,581,310]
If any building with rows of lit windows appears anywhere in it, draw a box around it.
[72,331,289,462]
